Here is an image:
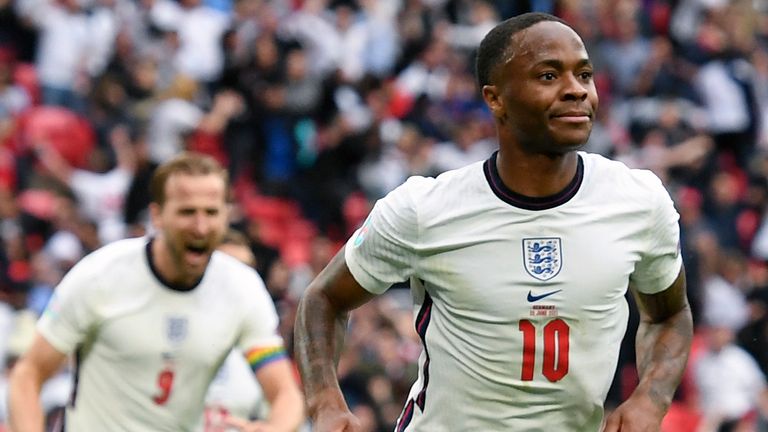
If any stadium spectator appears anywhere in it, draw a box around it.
[15,0,105,113]
[151,0,230,86]
[0,49,30,119]
[597,4,652,97]
[737,281,768,378]
[694,321,768,432]
[146,76,243,165]
[33,123,137,244]
[701,249,751,334]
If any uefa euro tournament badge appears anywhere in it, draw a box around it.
[353,215,372,247]
[523,238,562,281]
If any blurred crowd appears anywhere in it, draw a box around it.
[0,0,768,430]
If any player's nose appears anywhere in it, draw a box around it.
[561,73,588,101]
[190,212,210,236]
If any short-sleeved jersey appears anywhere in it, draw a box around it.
[38,237,286,431]
[345,151,682,432]
[201,349,266,431]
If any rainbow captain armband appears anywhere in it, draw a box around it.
[246,346,287,371]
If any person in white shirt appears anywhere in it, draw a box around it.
[694,323,768,432]
[147,78,243,165]
[16,0,112,112]
[8,152,304,431]
[148,0,230,83]
[34,124,137,245]
[294,13,693,432]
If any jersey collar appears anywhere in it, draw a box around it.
[483,151,584,211]
[145,238,204,292]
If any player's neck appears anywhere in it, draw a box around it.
[150,237,171,277]
[495,149,579,198]
[150,237,195,288]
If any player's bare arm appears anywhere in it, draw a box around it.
[8,333,69,432]
[294,247,376,431]
[245,358,305,432]
[603,266,693,432]
[633,267,692,410]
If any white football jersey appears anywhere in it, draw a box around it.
[201,349,266,431]
[345,151,683,432]
[38,237,286,431]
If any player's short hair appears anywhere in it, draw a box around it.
[150,152,229,206]
[475,12,576,89]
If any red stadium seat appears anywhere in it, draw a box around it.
[243,195,301,222]
[16,106,95,168]
[285,219,317,241]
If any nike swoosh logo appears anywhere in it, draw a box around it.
[527,289,562,302]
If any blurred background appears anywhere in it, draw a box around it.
[0,0,767,430]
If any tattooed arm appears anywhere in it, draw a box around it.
[294,247,376,432]
[603,266,693,432]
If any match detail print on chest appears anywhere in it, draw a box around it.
[523,237,563,319]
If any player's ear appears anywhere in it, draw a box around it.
[482,85,504,119]
[149,202,162,229]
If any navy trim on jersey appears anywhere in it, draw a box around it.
[52,408,65,432]
[397,399,415,432]
[69,347,82,409]
[414,294,433,410]
[396,294,434,431]
[145,239,204,292]
[483,151,584,210]
[57,346,80,430]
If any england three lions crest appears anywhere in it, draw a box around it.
[523,238,562,281]
[166,316,188,345]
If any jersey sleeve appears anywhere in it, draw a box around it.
[37,258,100,354]
[235,271,287,373]
[344,177,423,295]
[630,172,683,294]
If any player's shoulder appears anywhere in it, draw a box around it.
[372,160,488,227]
[94,236,147,256]
[206,252,276,317]
[580,152,667,196]
[389,159,486,203]
[208,251,267,291]
[209,251,260,276]
[55,237,148,297]
[72,237,146,275]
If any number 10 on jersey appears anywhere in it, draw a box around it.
[518,319,570,382]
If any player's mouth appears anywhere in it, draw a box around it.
[184,244,210,266]
[550,111,591,123]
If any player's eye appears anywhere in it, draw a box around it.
[540,72,556,81]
